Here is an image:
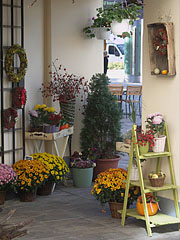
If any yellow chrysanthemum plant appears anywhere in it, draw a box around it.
[12,159,50,192]
[91,168,140,206]
[28,103,56,128]
[31,153,70,183]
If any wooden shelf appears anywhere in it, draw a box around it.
[139,151,171,160]
[120,124,180,237]
[25,127,74,141]
[130,179,178,193]
[118,208,180,226]
[147,22,176,76]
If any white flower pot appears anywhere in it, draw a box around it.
[111,19,130,36]
[152,136,166,153]
[94,27,111,40]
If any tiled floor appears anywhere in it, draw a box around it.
[1,183,180,240]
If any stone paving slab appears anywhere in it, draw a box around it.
[1,183,180,240]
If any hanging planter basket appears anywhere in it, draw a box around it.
[111,19,130,36]
[94,27,111,40]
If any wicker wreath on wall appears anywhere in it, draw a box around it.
[5,44,28,83]
[3,108,18,130]
[153,28,168,56]
[12,87,27,109]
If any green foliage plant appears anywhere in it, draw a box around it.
[80,73,122,159]
[83,3,142,39]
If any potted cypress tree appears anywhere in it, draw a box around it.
[80,74,122,179]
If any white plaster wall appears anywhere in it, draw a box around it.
[25,0,44,118]
[143,0,180,201]
[50,0,103,152]
[24,0,44,154]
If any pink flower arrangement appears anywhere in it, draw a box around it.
[70,151,96,169]
[0,164,17,191]
[146,112,165,137]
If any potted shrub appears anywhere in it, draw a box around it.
[0,164,17,205]
[146,112,166,152]
[31,152,70,195]
[91,168,140,218]
[70,151,96,188]
[80,73,122,178]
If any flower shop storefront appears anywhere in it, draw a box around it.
[0,0,180,238]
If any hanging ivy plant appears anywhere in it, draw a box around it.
[5,44,28,83]
[83,3,143,39]
[12,87,27,109]
[3,108,18,130]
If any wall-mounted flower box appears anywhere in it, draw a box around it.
[147,22,176,76]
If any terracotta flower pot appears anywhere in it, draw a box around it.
[93,156,120,180]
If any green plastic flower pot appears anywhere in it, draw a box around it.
[72,167,93,188]
[139,142,149,155]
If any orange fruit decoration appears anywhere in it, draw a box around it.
[161,70,168,75]
[64,123,69,129]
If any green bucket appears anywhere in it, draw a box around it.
[72,168,93,188]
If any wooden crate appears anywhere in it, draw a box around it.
[147,22,176,76]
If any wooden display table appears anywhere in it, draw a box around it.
[25,127,74,157]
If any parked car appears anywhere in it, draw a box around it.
[106,43,124,63]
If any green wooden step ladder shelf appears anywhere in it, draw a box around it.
[118,123,180,237]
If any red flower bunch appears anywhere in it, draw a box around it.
[48,113,62,126]
[136,129,155,149]
[41,60,89,106]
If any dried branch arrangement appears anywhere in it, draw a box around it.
[0,209,33,240]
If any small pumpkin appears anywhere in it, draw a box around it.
[136,194,159,216]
